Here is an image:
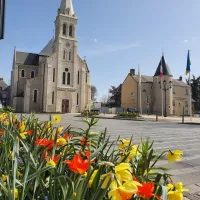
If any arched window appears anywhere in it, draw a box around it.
[21,70,25,78]
[69,51,71,60]
[67,73,70,85]
[63,50,66,59]
[31,71,35,78]
[52,91,54,104]
[77,71,79,84]
[63,24,67,35]
[62,72,66,84]
[33,90,37,103]
[69,25,73,37]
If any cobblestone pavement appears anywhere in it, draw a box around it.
[31,114,200,200]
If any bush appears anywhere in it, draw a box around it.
[0,113,187,199]
[81,109,99,117]
[117,112,140,118]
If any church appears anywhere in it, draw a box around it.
[10,0,91,113]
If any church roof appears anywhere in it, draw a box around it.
[16,52,39,66]
[40,39,54,56]
[130,74,189,87]
[154,55,173,77]
[60,0,74,15]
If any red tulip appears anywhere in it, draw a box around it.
[0,129,4,136]
[27,130,33,135]
[50,155,61,164]
[35,138,54,150]
[63,152,90,174]
[137,182,161,200]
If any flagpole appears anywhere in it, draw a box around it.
[161,56,164,119]
[189,72,192,121]
[138,64,142,115]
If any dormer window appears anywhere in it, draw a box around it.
[66,8,70,15]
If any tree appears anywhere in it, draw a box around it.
[108,84,122,107]
[190,75,200,111]
[91,85,97,101]
[100,95,109,107]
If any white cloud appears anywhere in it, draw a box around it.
[91,38,98,43]
[184,40,188,43]
[192,37,196,40]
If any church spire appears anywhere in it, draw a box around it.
[60,0,75,15]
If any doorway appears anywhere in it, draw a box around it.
[62,99,69,113]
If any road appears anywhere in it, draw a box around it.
[28,114,200,199]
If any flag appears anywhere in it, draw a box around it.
[186,50,191,75]
[160,64,163,78]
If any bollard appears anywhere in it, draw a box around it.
[182,106,185,124]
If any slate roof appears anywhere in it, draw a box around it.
[16,52,39,66]
[40,39,54,56]
[154,55,173,76]
[131,74,189,87]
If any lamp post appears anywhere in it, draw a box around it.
[142,89,151,115]
[159,80,172,117]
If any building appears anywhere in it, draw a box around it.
[10,0,91,113]
[0,78,10,107]
[121,55,193,116]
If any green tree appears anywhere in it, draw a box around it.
[91,85,97,101]
[189,75,200,111]
[108,84,122,107]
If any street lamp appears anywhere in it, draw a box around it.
[0,0,6,40]
[159,80,172,117]
[142,89,151,115]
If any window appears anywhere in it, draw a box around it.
[53,68,55,82]
[69,51,71,60]
[33,90,37,103]
[185,101,188,107]
[67,73,70,85]
[154,77,158,83]
[21,70,25,78]
[52,92,54,104]
[0,87,2,91]
[150,85,153,90]
[63,24,67,35]
[69,25,73,37]
[173,100,175,106]
[77,71,80,84]
[67,8,70,14]
[65,68,69,72]
[31,71,35,78]
[62,72,66,84]
[86,73,87,83]
[63,50,66,59]
[173,87,175,94]
[77,93,79,105]
[186,89,188,95]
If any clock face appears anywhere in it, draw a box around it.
[66,43,70,47]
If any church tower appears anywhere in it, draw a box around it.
[153,55,173,116]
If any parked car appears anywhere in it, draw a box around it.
[126,108,139,113]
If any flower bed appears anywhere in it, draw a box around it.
[0,112,187,199]
[116,112,140,118]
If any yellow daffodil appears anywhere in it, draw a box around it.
[53,115,61,124]
[11,189,18,199]
[46,121,51,129]
[108,181,141,200]
[167,182,188,200]
[2,174,7,182]
[101,173,114,189]
[19,123,25,133]
[120,145,140,162]
[17,171,22,177]
[46,159,56,167]
[88,170,98,187]
[118,139,131,149]
[115,163,132,183]
[57,126,63,134]
[20,132,27,139]
[56,137,67,146]
[3,121,9,126]
[166,150,183,164]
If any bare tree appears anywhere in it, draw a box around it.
[91,85,97,101]
[100,95,109,106]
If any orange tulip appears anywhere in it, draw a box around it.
[35,138,54,150]
[63,152,90,174]
[81,137,90,146]
[50,155,61,164]
[63,133,73,140]
[0,129,4,136]
[27,130,33,135]
[137,182,161,200]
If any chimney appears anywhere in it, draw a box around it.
[179,76,182,81]
[130,69,135,76]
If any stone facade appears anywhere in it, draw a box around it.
[121,56,193,116]
[0,78,10,106]
[10,0,91,113]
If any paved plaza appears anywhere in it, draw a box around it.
[32,114,200,199]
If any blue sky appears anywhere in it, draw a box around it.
[0,0,200,99]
